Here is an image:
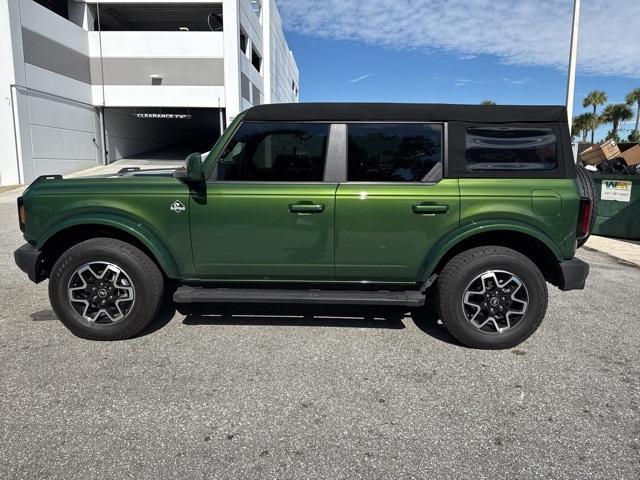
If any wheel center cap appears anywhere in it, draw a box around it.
[489,297,500,307]
[98,288,108,298]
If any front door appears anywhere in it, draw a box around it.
[335,122,460,283]
[190,121,336,281]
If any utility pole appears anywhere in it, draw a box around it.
[566,0,580,133]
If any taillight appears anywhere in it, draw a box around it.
[576,197,593,240]
[17,197,25,232]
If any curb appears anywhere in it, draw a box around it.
[583,235,640,268]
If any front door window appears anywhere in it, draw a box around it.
[215,122,329,182]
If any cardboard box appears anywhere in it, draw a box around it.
[620,144,640,166]
[580,140,621,165]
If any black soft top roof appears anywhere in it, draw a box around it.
[243,102,567,124]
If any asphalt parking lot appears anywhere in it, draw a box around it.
[1,197,639,480]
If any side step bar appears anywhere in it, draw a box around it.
[173,286,425,307]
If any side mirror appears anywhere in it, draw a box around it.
[185,152,203,183]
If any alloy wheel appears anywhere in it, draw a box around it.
[67,262,135,324]
[461,270,528,333]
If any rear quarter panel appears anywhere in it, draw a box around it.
[458,178,581,259]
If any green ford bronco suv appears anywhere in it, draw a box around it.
[14,103,594,349]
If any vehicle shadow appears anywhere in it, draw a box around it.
[30,309,59,321]
[28,290,460,346]
[411,303,461,346]
[179,300,460,346]
[135,287,178,338]
[181,303,407,329]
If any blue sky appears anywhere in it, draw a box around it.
[277,0,640,142]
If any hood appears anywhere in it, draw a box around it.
[82,167,182,179]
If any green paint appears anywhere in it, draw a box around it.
[19,115,583,285]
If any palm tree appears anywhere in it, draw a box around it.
[480,100,496,105]
[601,103,633,142]
[582,90,607,142]
[572,114,587,142]
[625,88,640,141]
[572,113,598,143]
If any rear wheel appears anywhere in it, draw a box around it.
[575,164,597,248]
[49,238,164,340]
[436,246,548,349]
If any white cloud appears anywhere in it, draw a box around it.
[276,0,640,78]
[432,75,484,87]
[453,78,473,87]
[452,78,474,87]
[349,73,374,83]
[502,77,532,86]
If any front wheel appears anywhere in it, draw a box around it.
[49,238,164,340]
[436,246,548,349]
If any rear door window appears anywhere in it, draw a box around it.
[347,123,443,182]
[465,127,558,171]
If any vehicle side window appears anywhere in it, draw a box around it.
[347,123,443,182]
[215,122,329,181]
[465,127,558,172]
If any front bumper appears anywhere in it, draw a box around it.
[557,257,589,291]
[14,243,46,283]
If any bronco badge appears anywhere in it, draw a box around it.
[170,200,186,213]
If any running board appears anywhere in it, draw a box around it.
[173,286,425,307]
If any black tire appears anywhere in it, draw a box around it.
[575,164,597,248]
[49,238,164,340]
[436,246,548,349]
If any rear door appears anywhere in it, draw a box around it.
[335,122,460,283]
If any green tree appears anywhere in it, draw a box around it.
[625,87,640,141]
[602,103,633,141]
[582,90,607,143]
[480,100,496,105]
[606,130,621,143]
[572,112,598,143]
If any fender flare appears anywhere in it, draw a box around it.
[36,213,180,277]
[418,220,563,282]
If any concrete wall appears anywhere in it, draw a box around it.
[27,91,101,177]
[264,0,299,104]
[16,0,101,182]
[1,0,298,185]
[89,30,225,108]
[0,1,20,185]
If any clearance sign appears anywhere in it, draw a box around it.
[601,180,632,202]
[133,113,192,120]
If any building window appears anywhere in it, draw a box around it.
[465,127,558,171]
[252,84,261,105]
[216,122,329,182]
[251,48,262,72]
[241,73,251,102]
[249,0,262,19]
[347,123,443,182]
[240,30,248,54]
[34,0,69,20]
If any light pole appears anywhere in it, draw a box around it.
[566,0,581,133]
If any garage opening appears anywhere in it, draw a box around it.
[103,107,223,162]
[92,3,223,32]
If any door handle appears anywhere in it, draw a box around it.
[289,203,325,214]
[412,203,449,214]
